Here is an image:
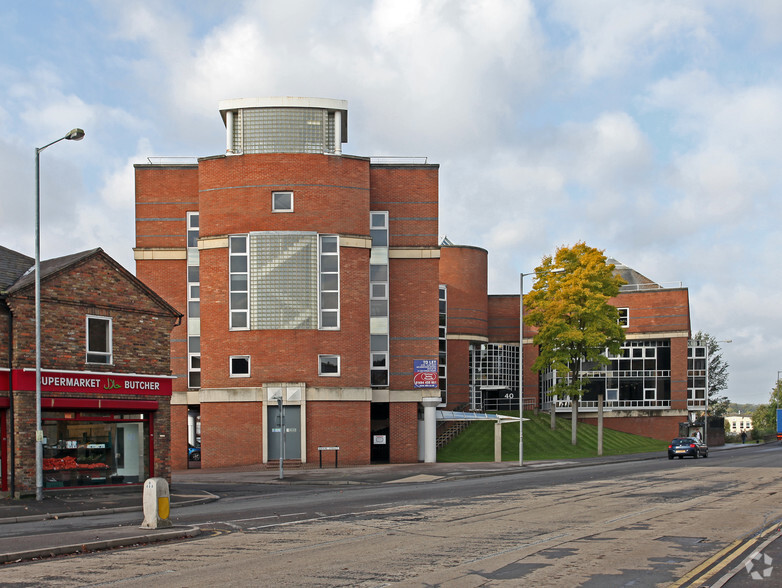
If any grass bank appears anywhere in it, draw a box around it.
[437,411,668,462]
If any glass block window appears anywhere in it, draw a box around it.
[234,108,336,154]
[319,235,339,329]
[230,235,249,330]
[251,233,318,329]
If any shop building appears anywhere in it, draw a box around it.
[0,246,180,496]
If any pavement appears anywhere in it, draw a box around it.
[0,442,770,576]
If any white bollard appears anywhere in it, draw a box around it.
[140,477,173,529]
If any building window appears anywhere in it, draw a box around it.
[230,235,249,330]
[272,191,293,212]
[319,235,340,329]
[319,354,340,376]
[86,316,112,364]
[188,354,201,388]
[439,285,447,404]
[230,356,250,377]
[618,308,629,327]
[369,211,389,387]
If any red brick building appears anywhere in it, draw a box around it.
[134,97,699,469]
[440,247,700,441]
[135,98,441,469]
[0,246,180,496]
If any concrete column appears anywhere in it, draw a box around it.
[334,110,342,154]
[226,110,235,153]
[494,421,502,463]
[422,397,441,463]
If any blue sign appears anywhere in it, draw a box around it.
[414,360,438,388]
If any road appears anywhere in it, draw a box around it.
[1,444,781,586]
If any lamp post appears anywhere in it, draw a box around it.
[519,267,564,466]
[34,128,85,501]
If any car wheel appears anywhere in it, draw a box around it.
[703,451,708,458]
[191,451,201,462]
[693,452,698,459]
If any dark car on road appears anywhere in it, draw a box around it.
[668,437,708,459]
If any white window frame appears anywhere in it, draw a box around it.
[86,315,112,364]
[230,355,251,377]
[618,307,629,327]
[272,191,294,212]
[318,354,341,376]
[318,235,340,330]
[229,235,250,330]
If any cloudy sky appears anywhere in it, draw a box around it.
[2,1,781,405]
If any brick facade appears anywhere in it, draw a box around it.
[0,248,179,496]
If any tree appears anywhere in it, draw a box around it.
[525,242,626,445]
[752,380,782,434]
[691,331,730,417]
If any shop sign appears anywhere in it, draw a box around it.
[14,369,172,396]
[413,359,438,389]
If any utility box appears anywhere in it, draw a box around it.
[141,477,172,529]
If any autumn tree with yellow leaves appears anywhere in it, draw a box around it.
[525,243,626,446]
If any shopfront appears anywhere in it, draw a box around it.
[12,369,172,490]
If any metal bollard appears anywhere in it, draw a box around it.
[140,477,173,529]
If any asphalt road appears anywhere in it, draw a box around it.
[1,444,780,586]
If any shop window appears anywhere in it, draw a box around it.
[42,415,147,487]
[319,354,340,376]
[272,191,294,212]
[86,316,112,364]
[230,356,250,377]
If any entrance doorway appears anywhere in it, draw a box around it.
[370,402,390,463]
[267,405,301,460]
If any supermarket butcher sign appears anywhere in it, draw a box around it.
[413,360,438,389]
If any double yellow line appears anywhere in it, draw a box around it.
[671,520,782,587]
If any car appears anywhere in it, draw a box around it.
[188,444,201,462]
[668,437,708,459]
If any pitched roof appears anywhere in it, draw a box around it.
[0,245,34,293]
[2,246,181,319]
[607,257,658,288]
[6,248,102,294]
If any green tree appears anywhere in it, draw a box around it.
[752,380,782,434]
[525,243,626,446]
[691,331,730,417]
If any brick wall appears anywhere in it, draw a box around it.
[201,402,262,467]
[389,402,418,463]
[170,404,189,471]
[579,414,682,442]
[199,154,371,238]
[306,401,370,465]
[440,247,489,339]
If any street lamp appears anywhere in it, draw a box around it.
[34,128,85,501]
[519,267,564,466]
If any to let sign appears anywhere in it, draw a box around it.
[414,359,438,389]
